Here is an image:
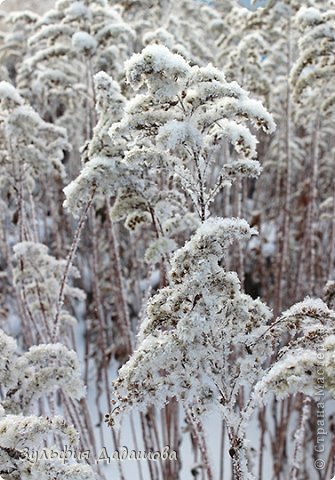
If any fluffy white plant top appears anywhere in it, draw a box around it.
[277,297,335,340]
[100,45,275,249]
[144,237,178,263]
[110,217,273,426]
[282,297,333,321]
[93,71,124,115]
[223,159,263,179]
[63,153,127,215]
[18,343,85,398]
[0,330,17,385]
[0,81,24,107]
[291,4,335,111]
[143,28,176,49]
[28,24,74,47]
[254,298,335,402]
[125,44,191,98]
[0,84,68,182]
[72,31,97,54]
[158,120,203,150]
[121,49,275,154]
[13,241,83,296]
[65,1,91,19]
[11,241,85,341]
[170,217,257,280]
[217,119,258,158]
[296,7,322,26]
[254,350,320,401]
[63,71,128,215]
[254,339,335,402]
[0,327,94,479]
[65,44,275,245]
[0,413,96,479]
[0,415,78,449]
[1,342,85,414]
[5,105,42,133]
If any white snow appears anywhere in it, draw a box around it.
[0,81,24,105]
[72,31,97,54]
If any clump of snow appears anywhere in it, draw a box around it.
[296,7,322,26]
[143,28,175,49]
[239,98,276,134]
[144,237,178,263]
[65,1,90,19]
[72,31,97,55]
[126,43,190,81]
[254,350,319,402]
[223,159,262,179]
[282,297,332,319]
[0,81,23,106]
[125,44,191,98]
[220,119,258,158]
[158,120,203,151]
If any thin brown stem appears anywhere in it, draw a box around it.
[53,186,96,342]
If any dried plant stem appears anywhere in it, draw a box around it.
[186,406,213,480]
[274,19,292,317]
[227,428,243,480]
[60,391,90,452]
[290,397,311,480]
[194,152,206,222]
[149,407,165,477]
[28,188,39,243]
[309,113,320,294]
[107,209,133,355]
[53,186,96,342]
[219,420,225,480]
[236,178,245,289]
[130,413,144,480]
[140,412,155,480]
[258,406,267,480]
[89,214,127,477]
[172,400,180,479]
[273,397,292,479]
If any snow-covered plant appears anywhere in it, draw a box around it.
[0,81,67,190]
[16,0,134,149]
[223,30,270,104]
[288,3,335,296]
[255,298,335,399]
[62,69,136,364]
[291,5,335,113]
[63,71,127,214]
[76,45,275,265]
[116,0,221,66]
[0,81,70,327]
[0,75,97,476]
[12,241,85,343]
[228,0,317,314]
[0,10,40,84]
[0,80,69,266]
[2,1,335,479]
[0,329,95,480]
[246,0,335,310]
[2,342,85,414]
[164,0,220,66]
[63,22,275,399]
[0,328,85,415]
[109,217,274,478]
